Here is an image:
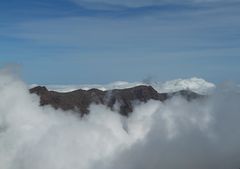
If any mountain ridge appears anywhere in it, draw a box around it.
[30,85,203,116]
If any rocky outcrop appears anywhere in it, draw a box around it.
[30,85,202,116]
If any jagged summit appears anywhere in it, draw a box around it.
[30,85,203,116]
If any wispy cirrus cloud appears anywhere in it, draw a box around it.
[1,0,240,84]
[70,0,240,9]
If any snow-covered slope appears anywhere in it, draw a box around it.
[153,77,215,94]
[31,78,215,95]
[41,81,145,93]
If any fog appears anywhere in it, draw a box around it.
[0,69,240,169]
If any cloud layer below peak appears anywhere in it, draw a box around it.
[1,68,240,169]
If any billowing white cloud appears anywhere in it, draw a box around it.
[1,68,240,169]
[103,88,240,169]
[0,69,153,169]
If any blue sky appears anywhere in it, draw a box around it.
[0,0,240,84]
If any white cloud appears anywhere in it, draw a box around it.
[1,68,240,169]
[0,69,156,169]
[100,91,240,169]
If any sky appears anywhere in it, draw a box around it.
[0,0,240,84]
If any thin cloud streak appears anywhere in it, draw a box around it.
[1,0,240,83]
[6,4,240,52]
[70,0,240,9]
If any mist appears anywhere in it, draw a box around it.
[0,69,240,169]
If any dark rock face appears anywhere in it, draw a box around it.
[104,86,168,116]
[30,85,202,116]
[30,86,106,115]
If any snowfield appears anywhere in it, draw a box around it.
[32,77,216,95]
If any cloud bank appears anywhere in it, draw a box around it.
[0,69,240,169]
